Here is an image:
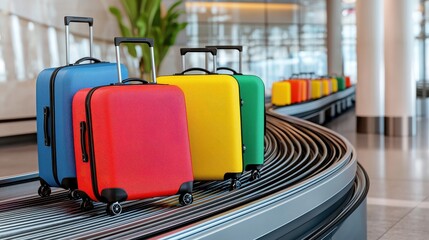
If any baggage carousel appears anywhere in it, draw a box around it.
[0,86,368,239]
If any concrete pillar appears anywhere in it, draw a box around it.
[355,0,384,133]
[326,0,343,75]
[384,0,416,136]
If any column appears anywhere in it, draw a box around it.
[326,0,343,75]
[384,0,416,136]
[355,0,384,133]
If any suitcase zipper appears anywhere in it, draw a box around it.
[48,66,67,186]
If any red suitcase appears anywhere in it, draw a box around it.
[72,38,194,216]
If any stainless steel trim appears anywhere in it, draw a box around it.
[356,116,384,134]
[384,116,416,136]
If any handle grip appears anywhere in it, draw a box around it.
[121,78,149,84]
[180,48,217,73]
[114,37,154,47]
[43,107,50,146]
[217,67,241,75]
[64,16,94,26]
[64,16,94,65]
[206,45,242,52]
[114,37,157,84]
[80,122,88,162]
[74,57,102,65]
[205,45,243,73]
[180,48,217,56]
[176,67,214,75]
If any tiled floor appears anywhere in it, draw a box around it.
[326,110,429,240]
[1,110,429,239]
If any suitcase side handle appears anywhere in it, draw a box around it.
[180,48,217,73]
[64,16,94,66]
[80,122,88,163]
[206,45,242,74]
[43,107,50,146]
[114,37,156,84]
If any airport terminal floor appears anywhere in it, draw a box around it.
[1,109,429,239]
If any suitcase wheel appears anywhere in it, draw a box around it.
[107,202,122,216]
[229,179,242,191]
[250,170,261,181]
[68,189,81,200]
[80,198,94,211]
[179,193,193,206]
[38,185,51,198]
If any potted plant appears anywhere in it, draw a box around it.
[109,0,187,79]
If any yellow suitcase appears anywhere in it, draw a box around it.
[158,48,243,190]
[272,81,291,106]
[322,78,331,96]
[311,80,323,99]
[331,78,338,93]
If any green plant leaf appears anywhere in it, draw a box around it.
[167,0,184,17]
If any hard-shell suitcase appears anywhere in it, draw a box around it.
[322,78,331,96]
[345,76,352,88]
[158,48,243,190]
[36,16,128,198]
[331,78,338,93]
[72,38,194,215]
[336,76,346,91]
[206,45,265,180]
[311,80,323,99]
[289,79,303,103]
[272,81,291,106]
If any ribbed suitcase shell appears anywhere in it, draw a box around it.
[229,75,265,171]
[36,63,127,189]
[157,75,243,180]
[272,81,291,106]
[72,84,193,202]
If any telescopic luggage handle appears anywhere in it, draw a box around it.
[205,45,243,74]
[64,16,94,65]
[180,48,217,73]
[114,37,157,83]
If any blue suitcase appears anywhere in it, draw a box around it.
[36,16,128,198]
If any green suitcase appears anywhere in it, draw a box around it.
[336,76,346,91]
[207,46,265,180]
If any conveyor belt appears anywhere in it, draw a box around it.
[0,110,358,239]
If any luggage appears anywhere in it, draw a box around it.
[331,78,338,93]
[345,76,352,88]
[336,76,346,91]
[72,38,194,216]
[36,16,128,198]
[158,48,243,190]
[206,45,265,180]
[311,80,323,99]
[322,78,331,96]
[272,81,291,106]
[289,79,304,103]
